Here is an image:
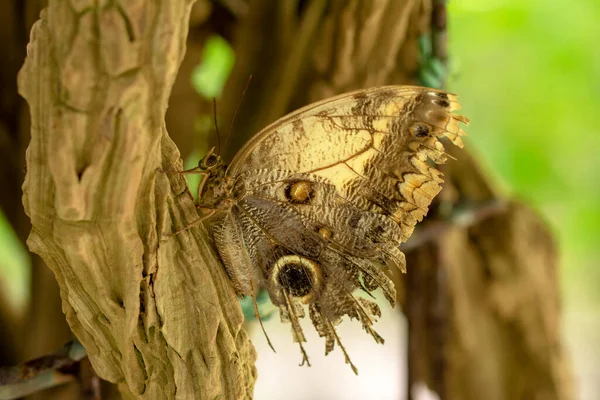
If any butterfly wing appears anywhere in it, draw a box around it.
[213,86,468,372]
[229,86,467,239]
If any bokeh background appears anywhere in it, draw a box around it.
[0,0,598,399]
[449,1,600,398]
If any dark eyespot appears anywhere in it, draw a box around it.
[284,181,314,204]
[436,92,449,100]
[411,123,430,138]
[271,255,323,302]
[434,99,450,108]
[278,262,314,297]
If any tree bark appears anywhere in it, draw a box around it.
[18,1,255,398]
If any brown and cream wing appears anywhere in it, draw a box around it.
[229,85,468,243]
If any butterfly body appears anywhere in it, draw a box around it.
[192,86,468,372]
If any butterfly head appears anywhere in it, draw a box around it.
[198,147,223,172]
[195,146,234,211]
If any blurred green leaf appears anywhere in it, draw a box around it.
[184,149,203,201]
[0,208,30,312]
[191,35,235,98]
[241,290,276,322]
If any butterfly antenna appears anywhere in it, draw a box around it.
[223,75,253,153]
[213,97,221,155]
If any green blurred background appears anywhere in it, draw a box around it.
[449,1,600,397]
[449,0,600,309]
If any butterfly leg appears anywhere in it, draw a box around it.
[163,209,216,237]
[156,165,202,175]
[157,166,209,205]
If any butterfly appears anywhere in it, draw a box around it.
[176,85,468,373]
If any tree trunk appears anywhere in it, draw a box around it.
[18,1,255,398]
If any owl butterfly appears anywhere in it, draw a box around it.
[184,86,468,374]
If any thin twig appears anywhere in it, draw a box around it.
[403,199,507,251]
[78,357,101,400]
[431,0,448,62]
[0,340,87,400]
